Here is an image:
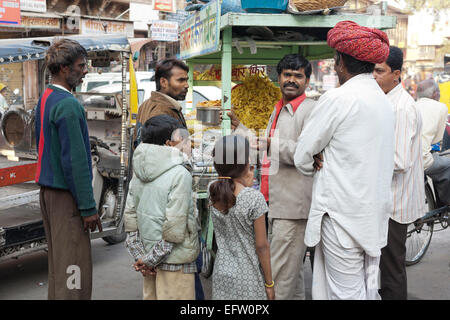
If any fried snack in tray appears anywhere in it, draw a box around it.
[231,74,281,132]
[197,100,222,108]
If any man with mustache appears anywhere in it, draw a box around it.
[129,58,207,299]
[35,39,102,299]
[229,54,316,300]
[134,58,189,146]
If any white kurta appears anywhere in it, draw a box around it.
[294,73,395,257]
[416,97,448,170]
[387,84,425,224]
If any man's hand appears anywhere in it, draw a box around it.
[313,152,323,171]
[219,109,240,130]
[227,110,241,130]
[218,110,241,130]
[82,213,103,233]
[258,137,271,151]
[250,137,271,152]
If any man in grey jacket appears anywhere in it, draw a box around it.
[229,54,316,300]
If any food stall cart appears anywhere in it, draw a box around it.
[179,0,397,266]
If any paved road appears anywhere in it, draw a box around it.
[0,220,448,300]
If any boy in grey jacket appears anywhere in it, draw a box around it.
[124,114,200,300]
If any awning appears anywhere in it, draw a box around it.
[0,35,130,65]
[20,12,62,19]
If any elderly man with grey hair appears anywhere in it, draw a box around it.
[416,78,450,206]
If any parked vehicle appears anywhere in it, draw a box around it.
[0,35,134,261]
[405,149,450,266]
[77,71,155,95]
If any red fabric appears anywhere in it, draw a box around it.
[35,88,53,182]
[327,20,390,64]
[260,94,306,201]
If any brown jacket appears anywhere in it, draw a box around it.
[235,98,316,220]
[134,91,187,144]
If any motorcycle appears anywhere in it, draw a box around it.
[90,136,127,244]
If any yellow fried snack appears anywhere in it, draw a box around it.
[197,100,222,108]
[231,75,281,132]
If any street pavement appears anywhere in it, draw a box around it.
[0,209,448,300]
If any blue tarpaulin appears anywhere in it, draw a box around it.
[0,35,129,65]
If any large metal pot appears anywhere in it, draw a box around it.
[196,107,221,126]
[0,107,35,151]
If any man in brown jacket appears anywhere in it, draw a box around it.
[134,58,189,146]
[230,54,315,300]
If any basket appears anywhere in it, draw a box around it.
[241,0,289,13]
[291,0,347,12]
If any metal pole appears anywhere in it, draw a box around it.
[115,51,128,224]
[221,26,232,136]
[187,60,194,113]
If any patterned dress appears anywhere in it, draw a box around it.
[210,187,269,300]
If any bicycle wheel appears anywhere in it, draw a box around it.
[405,183,435,266]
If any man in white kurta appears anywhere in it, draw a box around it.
[374,46,425,300]
[294,21,395,300]
[416,79,450,206]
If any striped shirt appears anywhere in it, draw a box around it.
[387,84,426,224]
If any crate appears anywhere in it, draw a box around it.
[241,0,289,13]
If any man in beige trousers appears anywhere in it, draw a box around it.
[229,54,315,299]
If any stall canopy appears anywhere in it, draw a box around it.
[0,34,130,65]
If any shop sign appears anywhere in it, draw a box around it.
[81,18,134,38]
[20,0,46,13]
[153,0,176,13]
[165,9,190,24]
[180,0,220,60]
[150,20,178,42]
[21,16,60,29]
[0,0,21,25]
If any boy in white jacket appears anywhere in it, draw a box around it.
[124,114,199,300]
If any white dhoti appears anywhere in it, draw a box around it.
[312,215,381,300]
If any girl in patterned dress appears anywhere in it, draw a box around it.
[208,135,275,300]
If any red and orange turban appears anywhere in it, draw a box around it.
[327,21,390,64]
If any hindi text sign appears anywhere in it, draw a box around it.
[180,0,220,60]
[20,0,46,13]
[0,0,20,25]
[150,20,178,42]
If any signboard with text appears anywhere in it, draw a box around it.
[153,0,176,13]
[180,0,220,60]
[21,16,60,29]
[20,0,46,13]
[0,0,21,25]
[81,18,134,38]
[150,20,178,42]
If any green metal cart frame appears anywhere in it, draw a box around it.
[180,1,397,252]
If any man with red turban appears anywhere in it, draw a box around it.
[294,21,395,299]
